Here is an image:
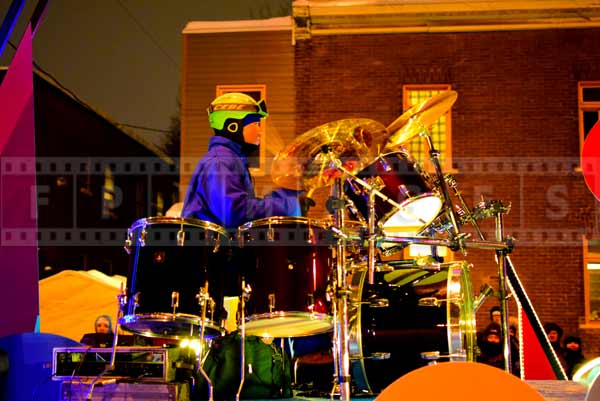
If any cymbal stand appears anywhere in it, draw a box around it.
[328,177,351,401]
[86,285,126,400]
[450,181,514,374]
[418,126,461,242]
[492,200,513,373]
[236,280,252,401]
[196,281,213,401]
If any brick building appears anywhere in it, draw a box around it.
[181,3,600,361]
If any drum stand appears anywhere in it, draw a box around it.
[196,281,214,401]
[326,157,417,400]
[329,177,351,401]
[446,177,515,374]
[235,280,252,401]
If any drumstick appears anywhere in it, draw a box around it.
[264,124,286,156]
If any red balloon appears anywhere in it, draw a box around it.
[582,121,600,202]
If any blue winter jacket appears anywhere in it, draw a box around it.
[182,136,302,229]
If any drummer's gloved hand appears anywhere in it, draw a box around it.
[298,191,316,216]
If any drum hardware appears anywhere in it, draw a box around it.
[177,226,185,246]
[171,291,179,315]
[124,231,133,254]
[139,226,147,246]
[420,351,467,366]
[353,352,391,361]
[368,298,389,308]
[235,279,252,401]
[473,283,495,313]
[418,297,443,307]
[85,286,127,400]
[131,292,139,315]
[418,127,462,245]
[377,233,513,253]
[196,281,214,401]
[452,194,513,374]
[330,177,352,401]
[268,294,275,313]
[420,351,441,365]
[445,174,484,240]
[492,200,513,374]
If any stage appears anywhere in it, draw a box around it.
[57,380,588,401]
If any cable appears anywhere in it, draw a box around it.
[5,40,174,138]
[114,0,179,70]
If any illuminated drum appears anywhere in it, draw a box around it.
[120,217,228,339]
[348,261,476,393]
[344,150,442,235]
[237,216,338,338]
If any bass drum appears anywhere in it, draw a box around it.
[348,261,476,394]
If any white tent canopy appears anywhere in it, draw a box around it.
[39,269,126,342]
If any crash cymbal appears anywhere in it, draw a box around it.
[271,119,388,191]
[385,90,457,150]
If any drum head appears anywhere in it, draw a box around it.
[243,312,333,338]
[120,313,224,340]
[381,195,443,236]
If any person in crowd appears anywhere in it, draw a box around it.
[490,305,502,325]
[563,335,587,379]
[93,315,112,334]
[544,322,567,371]
[181,92,303,228]
[80,314,113,347]
[477,322,504,369]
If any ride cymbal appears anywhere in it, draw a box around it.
[271,119,388,191]
[385,90,457,150]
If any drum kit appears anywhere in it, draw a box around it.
[116,91,516,400]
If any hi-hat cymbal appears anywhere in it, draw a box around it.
[385,90,457,150]
[271,119,388,191]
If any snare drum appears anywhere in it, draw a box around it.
[237,216,336,338]
[345,151,442,235]
[120,217,229,339]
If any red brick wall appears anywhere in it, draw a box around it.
[295,29,600,358]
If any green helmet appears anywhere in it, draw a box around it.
[207,92,268,130]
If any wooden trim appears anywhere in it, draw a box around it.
[578,81,600,169]
[583,235,600,326]
[183,17,292,34]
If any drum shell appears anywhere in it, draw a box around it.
[349,262,475,393]
[344,151,442,234]
[238,217,335,337]
[122,217,230,338]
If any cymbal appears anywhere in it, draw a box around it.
[271,119,388,191]
[384,90,457,150]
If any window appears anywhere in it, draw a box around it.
[102,166,115,219]
[216,84,267,175]
[584,237,600,325]
[402,85,453,171]
[578,82,600,164]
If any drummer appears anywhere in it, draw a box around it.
[182,92,303,228]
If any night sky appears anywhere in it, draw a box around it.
[0,0,291,148]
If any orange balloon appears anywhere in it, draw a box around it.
[376,362,545,401]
